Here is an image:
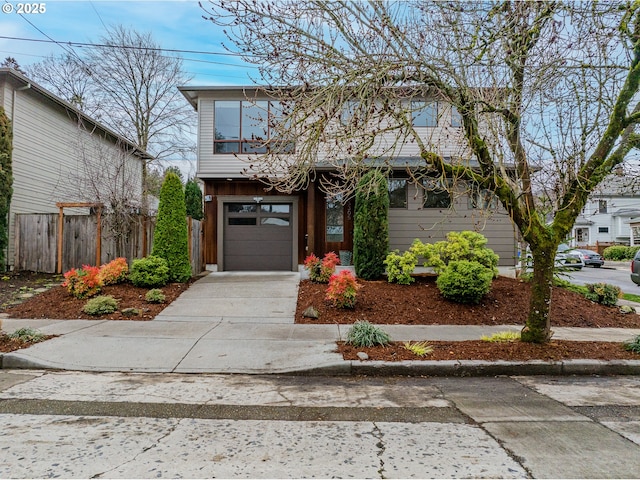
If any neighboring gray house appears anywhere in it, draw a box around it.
[571,174,640,248]
[179,86,518,272]
[0,68,150,269]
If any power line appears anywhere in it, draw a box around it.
[0,34,257,58]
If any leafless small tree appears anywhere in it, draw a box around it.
[58,120,144,259]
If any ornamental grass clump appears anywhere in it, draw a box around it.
[304,252,340,283]
[345,320,390,347]
[63,265,102,299]
[403,341,433,356]
[82,295,118,316]
[623,335,640,354]
[98,257,129,285]
[481,331,521,342]
[326,270,359,308]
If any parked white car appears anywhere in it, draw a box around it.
[524,243,584,270]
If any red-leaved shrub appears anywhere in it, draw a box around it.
[326,269,359,308]
[63,265,102,299]
[304,252,340,283]
[99,257,129,285]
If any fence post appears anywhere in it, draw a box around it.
[57,205,63,274]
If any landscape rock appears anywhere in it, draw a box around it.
[357,352,369,361]
[302,306,319,319]
[121,308,140,317]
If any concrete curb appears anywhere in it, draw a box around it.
[345,359,640,377]
[3,352,640,377]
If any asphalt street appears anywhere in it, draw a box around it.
[1,371,639,478]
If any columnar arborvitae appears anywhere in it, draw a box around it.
[0,107,13,271]
[184,179,203,220]
[151,172,191,282]
[353,170,389,280]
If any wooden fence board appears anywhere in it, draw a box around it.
[15,214,202,275]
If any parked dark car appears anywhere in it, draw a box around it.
[567,249,605,268]
[632,249,640,286]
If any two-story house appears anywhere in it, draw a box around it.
[178,86,518,272]
[0,68,150,269]
[571,174,640,249]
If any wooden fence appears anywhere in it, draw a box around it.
[14,213,204,275]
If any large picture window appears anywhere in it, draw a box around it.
[468,184,498,210]
[214,100,293,154]
[388,178,408,208]
[412,101,438,127]
[422,177,451,209]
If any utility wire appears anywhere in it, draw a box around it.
[0,35,257,58]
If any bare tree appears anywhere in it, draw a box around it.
[202,0,640,343]
[28,25,197,211]
[28,53,102,118]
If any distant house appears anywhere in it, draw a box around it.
[571,174,640,249]
[0,68,151,269]
[178,86,519,272]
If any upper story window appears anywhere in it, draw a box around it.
[598,200,608,214]
[468,183,498,210]
[451,106,463,127]
[340,100,359,125]
[422,177,451,209]
[388,178,408,209]
[214,100,292,154]
[412,101,438,127]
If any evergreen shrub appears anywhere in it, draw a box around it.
[602,245,630,260]
[185,179,204,220]
[0,107,13,271]
[129,256,170,288]
[145,288,166,303]
[436,260,493,304]
[98,257,129,285]
[326,270,359,308]
[83,295,118,315]
[152,172,192,283]
[354,170,389,280]
[584,283,621,306]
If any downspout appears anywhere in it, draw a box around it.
[7,82,31,270]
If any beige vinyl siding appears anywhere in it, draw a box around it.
[388,181,517,266]
[5,82,143,267]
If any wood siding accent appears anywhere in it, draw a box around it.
[203,179,306,266]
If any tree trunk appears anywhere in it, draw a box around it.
[521,246,555,343]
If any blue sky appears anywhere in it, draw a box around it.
[0,0,257,85]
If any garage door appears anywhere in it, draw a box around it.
[223,202,293,271]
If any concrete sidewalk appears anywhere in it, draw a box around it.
[1,271,640,376]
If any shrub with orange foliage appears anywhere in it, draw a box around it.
[63,265,102,299]
[99,257,129,285]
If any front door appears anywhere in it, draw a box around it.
[322,194,354,262]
